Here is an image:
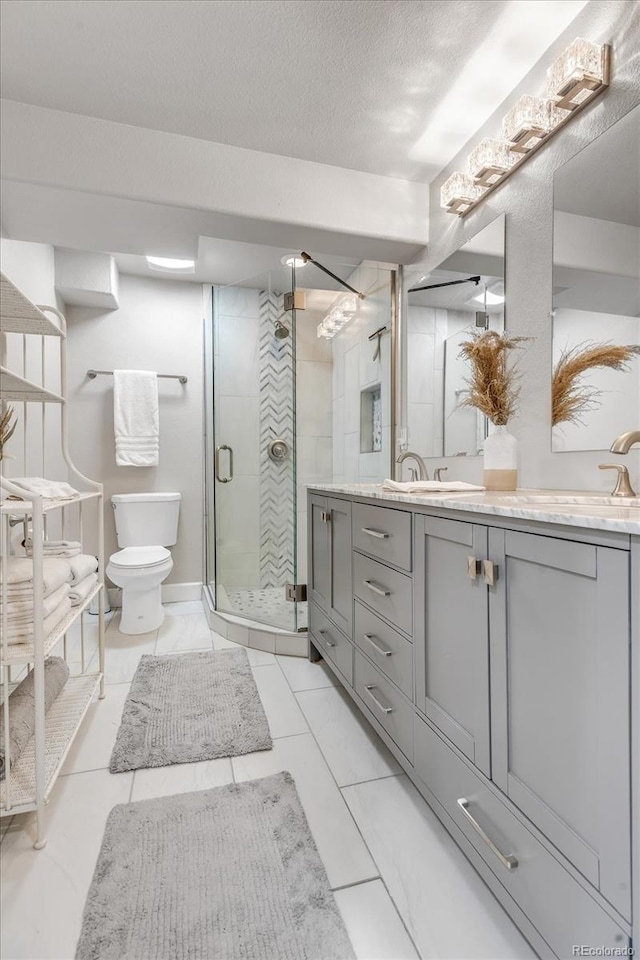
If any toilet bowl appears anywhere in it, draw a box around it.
[107,546,173,634]
[108,492,181,635]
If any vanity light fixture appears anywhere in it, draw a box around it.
[317,293,358,339]
[441,38,610,217]
[146,256,195,272]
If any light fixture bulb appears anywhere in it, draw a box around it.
[547,38,606,109]
[467,138,519,186]
[441,173,486,214]
[281,255,306,268]
[146,256,195,272]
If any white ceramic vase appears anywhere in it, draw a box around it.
[483,424,518,491]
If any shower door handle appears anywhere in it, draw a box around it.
[215,445,233,483]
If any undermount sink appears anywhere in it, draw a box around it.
[494,494,640,507]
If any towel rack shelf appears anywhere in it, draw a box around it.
[1,273,105,850]
[87,369,188,385]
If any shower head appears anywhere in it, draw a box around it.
[274,320,290,339]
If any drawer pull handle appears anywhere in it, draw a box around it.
[467,556,481,580]
[364,580,391,598]
[362,527,389,540]
[483,560,499,587]
[318,629,336,648]
[364,633,392,657]
[364,684,394,714]
[456,798,518,870]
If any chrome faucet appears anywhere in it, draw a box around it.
[599,430,640,497]
[396,451,428,481]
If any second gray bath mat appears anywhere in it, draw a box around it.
[109,648,272,772]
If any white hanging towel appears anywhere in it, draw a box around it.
[113,370,159,467]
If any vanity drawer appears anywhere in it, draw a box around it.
[413,714,629,958]
[353,552,412,636]
[309,602,353,686]
[354,601,413,700]
[355,650,413,761]
[352,503,412,571]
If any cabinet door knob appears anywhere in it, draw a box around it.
[483,560,499,586]
[321,510,332,523]
[467,556,481,580]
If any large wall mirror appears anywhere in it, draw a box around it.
[552,105,639,452]
[405,214,505,459]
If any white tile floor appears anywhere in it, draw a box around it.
[0,601,537,960]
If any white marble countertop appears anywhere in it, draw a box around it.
[306,484,640,534]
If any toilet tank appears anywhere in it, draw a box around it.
[111,492,181,548]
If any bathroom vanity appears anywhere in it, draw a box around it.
[307,484,639,960]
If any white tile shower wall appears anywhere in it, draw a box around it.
[423,1,640,491]
[65,274,204,585]
[296,311,333,584]
[332,264,392,484]
[258,290,294,589]
[215,286,261,590]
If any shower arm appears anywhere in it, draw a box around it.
[300,252,366,300]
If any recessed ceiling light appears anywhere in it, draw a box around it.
[146,256,195,272]
[280,255,306,268]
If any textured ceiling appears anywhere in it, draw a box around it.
[0,0,587,182]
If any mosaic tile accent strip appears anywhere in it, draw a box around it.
[258,291,294,590]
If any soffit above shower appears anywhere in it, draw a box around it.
[1,0,587,183]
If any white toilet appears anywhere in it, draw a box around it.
[107,492,181,635]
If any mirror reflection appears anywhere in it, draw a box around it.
[405,215,505,459]
[552,105,640,452]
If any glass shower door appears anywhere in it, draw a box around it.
[210,270,299,632]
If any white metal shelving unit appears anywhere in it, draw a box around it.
[0,271,105,848]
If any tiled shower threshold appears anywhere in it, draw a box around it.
[202,587,307,658]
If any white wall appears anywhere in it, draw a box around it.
[421,0,640,492]
[65,274,204,586]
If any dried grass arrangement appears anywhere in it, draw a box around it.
[552,342,640,427]
[0,405,17,460]
[459,331,530,426]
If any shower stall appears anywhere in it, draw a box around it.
[203,257,396,647]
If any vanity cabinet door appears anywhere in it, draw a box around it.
[414,515,491,777]
[489,528,631,921]
[308,494,353,636]
[308,495,330,612]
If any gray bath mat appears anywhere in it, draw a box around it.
[76,771,355,960]
[109,648,272,773]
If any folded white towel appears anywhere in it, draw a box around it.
[69,553,99,585]
[382,479,486,494]
[0,557,72,592]
[113,370,159,467]
[25,539,82,558]
[69,573,98,607]
[4,596,72,644]
[5,478,80,499]
[3,584,71,625]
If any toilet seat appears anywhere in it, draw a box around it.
[109,546,171,569]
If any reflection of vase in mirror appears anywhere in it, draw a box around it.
[405,214,505,465]
[552,104,639,453]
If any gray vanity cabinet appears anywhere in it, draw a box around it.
[308,494,352,636]
[488,528,632,921]
[414,515,491,777]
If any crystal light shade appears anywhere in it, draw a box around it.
[547,38,606,109]
[316,293,358,339]
[502,95,569,153]
[440,173,485,214]
[467,138,520,186]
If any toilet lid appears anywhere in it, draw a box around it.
[109,546,171,568]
